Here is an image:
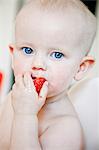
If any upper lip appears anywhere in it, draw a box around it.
[31,73,47,80]
[30,69,47,80]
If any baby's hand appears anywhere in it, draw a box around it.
[11,72,48,115]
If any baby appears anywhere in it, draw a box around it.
[0,0,96,150]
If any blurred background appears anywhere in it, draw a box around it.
[0,0,98,100]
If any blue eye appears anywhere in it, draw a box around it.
[51,52,64,59]
[22,47,33,55]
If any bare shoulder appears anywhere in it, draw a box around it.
[39,116,84,150]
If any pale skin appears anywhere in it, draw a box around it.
[0,3,95,150]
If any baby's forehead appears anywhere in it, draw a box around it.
[16,0,94,36]
[16,9,83,46]
[16,1,87,38]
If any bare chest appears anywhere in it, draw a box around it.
[38,101,76,137]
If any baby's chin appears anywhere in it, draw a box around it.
[46,87,67,99]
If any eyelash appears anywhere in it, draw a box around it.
[21,47,64,59]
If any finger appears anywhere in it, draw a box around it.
[38,81,48,102]
[23,72,36,92]
[15,74,24,88]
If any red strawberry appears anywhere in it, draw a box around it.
[34,77,47,95]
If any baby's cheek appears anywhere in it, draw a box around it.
[13,61,28,76]
[49,73,68,93]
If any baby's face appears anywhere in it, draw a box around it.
[12,8,83,97]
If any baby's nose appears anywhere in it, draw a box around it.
[32,56,47,71]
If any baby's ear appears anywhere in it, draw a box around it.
[9,43,15,69]
[74,56,95,81]
[9,43,14,54]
